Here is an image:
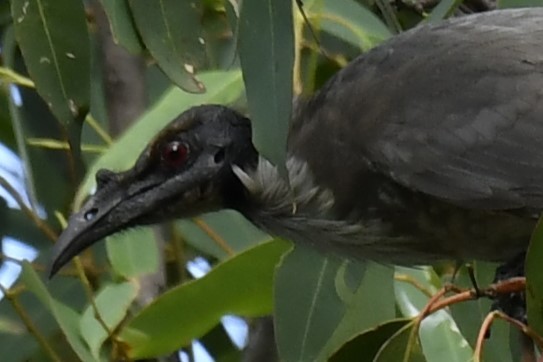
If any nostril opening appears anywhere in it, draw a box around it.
[214,148,225,164]
[84,208,98,221]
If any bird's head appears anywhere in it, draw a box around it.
[50,105,257,277]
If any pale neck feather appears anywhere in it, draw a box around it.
[232,157,416,263]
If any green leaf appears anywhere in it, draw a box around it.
[330,319,409,362]
[275,243,395,361]
[74,70,244,208]
[497,0,543,8]
[307,0,392,51]
[128,0,206,93]
[373,321,426,362]
[19,262,98,362]
[118,239,291,359]
[239,0,293,173]
[424,0,463,22]
[11,0,90,125]
[100,0,143,54]
[80,282,138,360]
[3,25,77,215]
[322,262,395,358]
[106,228,159,278]
[0,258,87,361]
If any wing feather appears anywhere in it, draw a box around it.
[291,8,543,211]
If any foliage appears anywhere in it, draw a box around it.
[0,0,542,361]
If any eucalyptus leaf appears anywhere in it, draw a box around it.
[118,239,291,359]
[275,243,395,361]
[20,262,98,362]
[330,319,409,362]
[3,26,76,215]
[450,263,515,362]
[100,0,142,54]
[239,0,293,173]
[106,228,159,278]
[80,282,138,360]
[373,321,426,362]
[12,0,90,125]
[394,267,472,361]
[128,0,206,92]
[307,0,392,50]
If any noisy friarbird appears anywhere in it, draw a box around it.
[50,8,543,277]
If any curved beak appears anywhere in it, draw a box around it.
[49,182,126,277]
[49,155,223,278]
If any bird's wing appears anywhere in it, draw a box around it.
[292,8,543,210]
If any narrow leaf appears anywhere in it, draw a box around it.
[106,228,159,278]
[239,0,293,172]
[373,321,426,362]
[100,0,143,54]
[4,22,82,217]
[275,244,395,361]
[424,0,463,22]
[394,267,472,361]
[80,282,138,360]
[308,0,392,51]
[450,263,515,362]
[330,319,409,362]
[128,0,206,93]
[19,262,97,362]
[118,239,291,359]
[12,0,90,125]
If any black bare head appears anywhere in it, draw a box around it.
[49,105,257,277]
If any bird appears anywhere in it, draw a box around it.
[50,8,543,277]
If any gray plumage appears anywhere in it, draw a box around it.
[50,8,543,276]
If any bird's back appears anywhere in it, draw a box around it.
[288,8,543,263]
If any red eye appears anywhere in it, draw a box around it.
[161,141,189,167]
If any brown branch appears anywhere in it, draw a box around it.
[414,276,543,361]
[495,311,543,351]
[192,217,235,256]
[474,311,498,362]
[474,310,543,362]
[423,278,526,316]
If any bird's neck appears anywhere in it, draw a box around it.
[231,157,399,261]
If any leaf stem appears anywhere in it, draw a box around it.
[394,273,434,299]
[192,217,235,256]
[85,114,113,145]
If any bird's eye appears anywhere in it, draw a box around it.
[161,141,189,168]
